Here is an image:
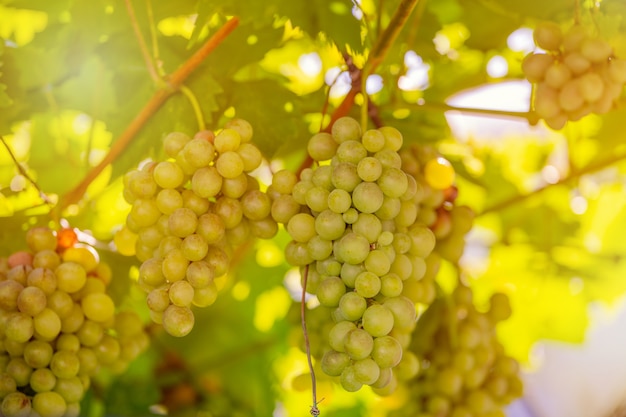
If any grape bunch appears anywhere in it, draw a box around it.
[522,22,626,129]
[400,145,474,264]
[273,117,439,393]
[0,227,149,417]
[393,284,522,417]
[120,119,277,337]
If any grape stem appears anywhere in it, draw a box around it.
[60,16,240,209]
[0,136,54,206]
[179,85,206,131]
[409,101,538,122]
[480,150,626,215]
[124,0,160,83]
[301,264,321,416]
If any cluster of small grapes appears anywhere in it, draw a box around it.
[120,119,277,337]
[0,227,148,417]
[394,285,522,417]
[523,22,626,129]
[272,116,439,393]
[399,145,474,264]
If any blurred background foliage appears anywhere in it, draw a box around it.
[1,0,626,415]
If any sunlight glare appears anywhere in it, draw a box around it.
[298,52,322,77]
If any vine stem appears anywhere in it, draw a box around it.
[179,85,206,131]
[124,0,160,83]
[409,100,537,121]
[301,264,320,416]
[479,150,626,215]
[0,136,53,206]
[60,17,240,209]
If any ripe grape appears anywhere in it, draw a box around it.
[523,22,626,128]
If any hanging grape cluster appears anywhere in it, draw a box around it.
[120,119,277,337]
[399,144,474,265]
[391,284,522,417]
[523,22,626,129]
[0,227,148,417]
[272,117,458,393]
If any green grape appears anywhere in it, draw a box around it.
[241,190,272,221]
[331,117,361,143]
[32,391,67,417]
[214,128,241,153]
[316,277,346,307]
[331,162,361,192]
[163,132,191,158]
[6,358,32,387]
[94,334,121,365]
[0,280,24,311]
[361,129,385,153]
[384,296,417,332]
[337,140,367,164]
[186,261,214,289]
[327,189,352,213]
[76,320,104,347]
[328,321,356,352]
[237,143,263,172]
[168,208,198,238]
[0,373,17,397]
[362,304,394,337]
[352,182,384,214]
[53,376,85,403]
[354,271,381,298]
[272,170,298,194]
[1,392,31,417]
[338,262,362,288]
[378,126,403,151]
[56,333,81,352]
[196,213,226,245]
[153,161,184,189]
[23,340,53,368]
[344,328,374,360]
[352,213,382,243]
[321,350,350,376]
[162,305,195,337]
[307,132,338,161]
[32,250,61,270]
[287,213,317,243]
[335,233,370,265]
[191,166,223,198]
[192,282,218,307]
[533,21,563,52]
[306,236,333,261]
[354,357,381,385]
[371,335,402,368]
[60,303,85,334]
[311,165,333,189]
[5,313,34,343]
[162,248,190,282]
[181,234,209,262]
[216,151,244,179]
[214,197,244,229]
[26,227,57,252]
[305,186,330,212]
[357,156,383,182]
[338,291,367,321]
[314,210,346,241]
[380,273,403,297]
[182,137,215,169]
[81,293,115,323]
[169,280,195,307]
[224,118,253,142]
[30,368,57,393]
[156,189,183,215]
[270,195,301,224]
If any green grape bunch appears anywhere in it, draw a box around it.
[394,284,522,417]
[399,145,474,265]
[120,119,277,337]
[272,117,458,394]
[0,227,149,417]
[523,22,626,129]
